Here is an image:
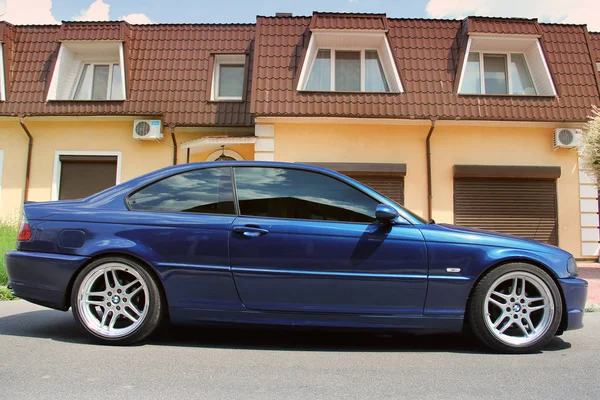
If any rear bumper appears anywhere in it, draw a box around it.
[5,250,90,311]
[558,277,588,331]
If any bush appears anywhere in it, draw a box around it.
[0,223,18,287]
[580,106,600,182]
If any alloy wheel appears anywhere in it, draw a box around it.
[76,262,150,338]
[483,271,555,347]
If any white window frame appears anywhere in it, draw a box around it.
[211,54,246,101]
[0,44,5,101]
[461,51,538,95]
[51,151,122,201]
[302,48,392,92]
[71,62,123,101]
[206,149,244,161]
[297,31,403,93]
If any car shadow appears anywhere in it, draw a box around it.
[0,309,572,354]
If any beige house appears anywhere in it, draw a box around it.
[0,14,599,258]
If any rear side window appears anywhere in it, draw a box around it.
[128,167,235,215]
[234,167,378,223]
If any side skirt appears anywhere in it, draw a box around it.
[168,307,464,333]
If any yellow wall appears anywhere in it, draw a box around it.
[0,119,252,221]
[0,121,29,223]
[431,125,580,256]
[188,143,255,163]
[272,122,581,256]
[275,123,431,219]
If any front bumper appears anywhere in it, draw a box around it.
[5,250,90,311]
[558,277,588,331]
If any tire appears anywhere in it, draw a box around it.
[71,256,164,345]
[467,263,562,354]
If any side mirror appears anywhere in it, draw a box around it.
[375,204,399,224]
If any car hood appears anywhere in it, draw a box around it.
[418,223,570,256]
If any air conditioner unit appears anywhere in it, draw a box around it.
[553,128,582,149]
[133,120,163,140]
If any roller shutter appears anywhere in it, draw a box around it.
[58,155,118,200]
[346,174,405,205]
[454,178,558,245]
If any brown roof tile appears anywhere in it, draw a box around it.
[467,16,540,36]
[310,12,387,31]
[590,32,600,60]
[58,21,127,41]
[0,23,255,126]
[1,15,599,125]
[252,15,600,122]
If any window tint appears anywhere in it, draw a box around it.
[306,49,331,91]
[483,54,508,95]
[129,168,235,214]
[462,53,481,94]
[510,54,536,95]
[365,50,389,92]
[234,167,379,223]
[335,51,361,91]
[218,64,245,98]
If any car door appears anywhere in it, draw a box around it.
[126,166,242,310]
[229,166,428,315]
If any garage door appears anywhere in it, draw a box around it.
[454,178,558,245]
[58,155,118,200]
[346,174,405,205]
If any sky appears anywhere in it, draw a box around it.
[0,0,599,31]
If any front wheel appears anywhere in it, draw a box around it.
[467,263,562,353]
[71,257,164,345]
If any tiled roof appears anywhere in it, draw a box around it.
[590,32,600,60]
[467,16,540,36]
[0,14,599,125]
[0,23,255,126]
[251,15,600,122]
[59,21,127,41]
[310,12,387,30]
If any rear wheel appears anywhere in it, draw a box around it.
[467,263,562,353]
[71,257,163,345]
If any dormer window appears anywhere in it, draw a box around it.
[462,52,536,95]
[47,42,126,101]
[73,63,123,100]
[211,54,246,101]
[298,32,402,93]
[305,49,390,92]
[458,36,556,96]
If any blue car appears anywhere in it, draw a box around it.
[6,162,587,353]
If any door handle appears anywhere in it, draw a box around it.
[232,226,269,238]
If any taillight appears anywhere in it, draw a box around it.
[17,215,31,241]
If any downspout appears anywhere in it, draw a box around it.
[170,124,177,165]
[18,116,33,202]
[425,119,437,222]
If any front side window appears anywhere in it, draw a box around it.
[234,167,379,223]
[73,63,124,100]
[212,55,246,101]
[305,49,390,92]
[128,168,235,215]
[460,52,536,95]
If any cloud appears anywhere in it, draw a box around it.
[426,0,600,31]
[1,0,58,24]
[73,0,110,21]
[121,13,153,24]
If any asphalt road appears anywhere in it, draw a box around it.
[0,300,599,400]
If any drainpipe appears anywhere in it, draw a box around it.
[18,116,33,202]
[170,124,177,165]
[425,119,437,222]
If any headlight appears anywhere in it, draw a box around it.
[567,257,577,275]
